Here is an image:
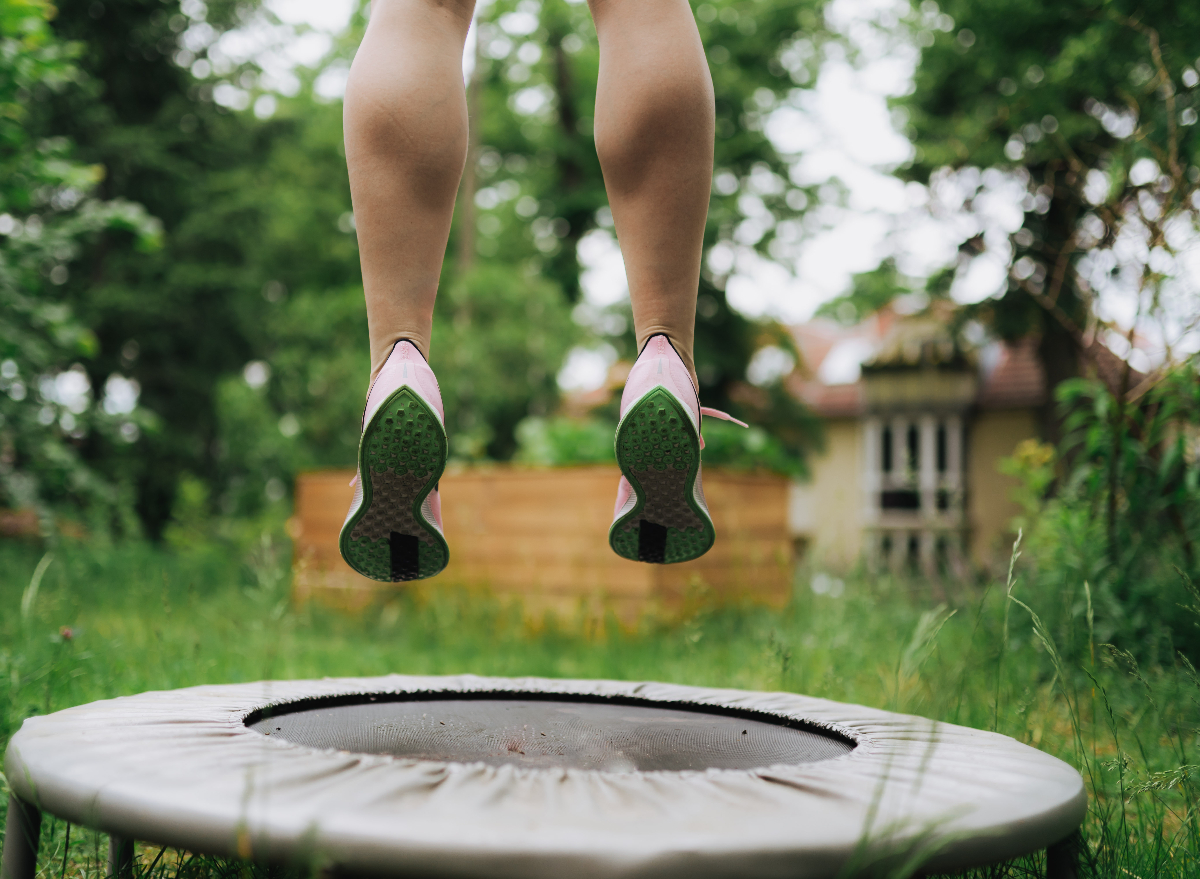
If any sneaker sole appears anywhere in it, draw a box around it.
[609,387,714,564]
[339,387,449,582]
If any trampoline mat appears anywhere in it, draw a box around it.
[248,696,854,771]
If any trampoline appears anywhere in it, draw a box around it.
[3,674,1085,879]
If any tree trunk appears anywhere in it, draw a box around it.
[1030,164,1087,447]
[1036,314,1081,445]
[544,21,590,303]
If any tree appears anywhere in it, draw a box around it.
[899,0,1200,442]
[14,0,840,535]
[0,0,160,531]
[37,0,284,534]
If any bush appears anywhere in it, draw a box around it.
[1001,365,1200,660]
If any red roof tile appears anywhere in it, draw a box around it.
[976,338,1047,410]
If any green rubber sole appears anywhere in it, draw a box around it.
[609,388,715,564]
[339,387,449,582]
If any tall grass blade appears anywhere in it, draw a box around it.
[899,604,956,682]
[1084,579,1094,668]
[20,551,54,619]
[994,529,1022,730]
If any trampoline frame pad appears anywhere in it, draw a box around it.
[3,674,1086,879]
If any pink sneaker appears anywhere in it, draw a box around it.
[339,340,449,581]
[609,334,746,563]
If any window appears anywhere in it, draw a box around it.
[882,490,920,510]
[868,412,966,576]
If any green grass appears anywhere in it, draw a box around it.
[1,535,1197,878]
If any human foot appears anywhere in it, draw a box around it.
[339,340,449,581]
[609,334,746,564]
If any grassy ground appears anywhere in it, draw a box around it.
[1,535,1197,878]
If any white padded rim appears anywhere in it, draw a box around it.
[4,675,1085,878]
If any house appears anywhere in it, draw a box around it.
[786,306,1049,574]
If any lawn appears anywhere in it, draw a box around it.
[2,535,1197,878]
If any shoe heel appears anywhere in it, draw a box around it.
[610,388,714,564]
[339,387,449,582]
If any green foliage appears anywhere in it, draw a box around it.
[1059,370,1200,565]
[903,0,1200,178]
[432,264,577,461]
[696,418,808,477]
[0,0,161,528]
[998,437,1056,530]
[816,258,913,325]
[513,415,615,465]
[902,4,1200,658]
[28,0,282,534]
[1,539,1198,876]
[1000,363,1200,655]
[511,411,813,478]
[900,0,1200,437]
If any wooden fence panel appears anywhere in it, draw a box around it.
[291,466,792,618]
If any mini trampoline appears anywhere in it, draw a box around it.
[3,674,1085,879]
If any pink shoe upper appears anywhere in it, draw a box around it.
[365,340,445,428]
[350,340,446,533]
[612,335,747,520]
[613,473,637,520]
[619,335,701,435]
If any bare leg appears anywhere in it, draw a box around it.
[344,0,476,381]
[588,0,714,391]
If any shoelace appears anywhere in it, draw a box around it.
[698,406,749,449]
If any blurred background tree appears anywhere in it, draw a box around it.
[33,0,281,535]
[10,0,1196,564]
[4,0,829,538]
[899,0,1200,441]
[0,0,161,534]
[896,0,1200,637]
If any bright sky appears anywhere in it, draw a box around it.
[246,0,1198,390]
[267,0,356,30]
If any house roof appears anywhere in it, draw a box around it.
[976,337,1048,410]
[788,307,1050,417]
[558,308,1148,422]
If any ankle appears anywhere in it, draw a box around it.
[370,334,431,386]
[638,331,699,395]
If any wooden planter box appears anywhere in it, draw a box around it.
[291,465,792,621]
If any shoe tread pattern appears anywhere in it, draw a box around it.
[340,388,448,581]
[610,388,714,564]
